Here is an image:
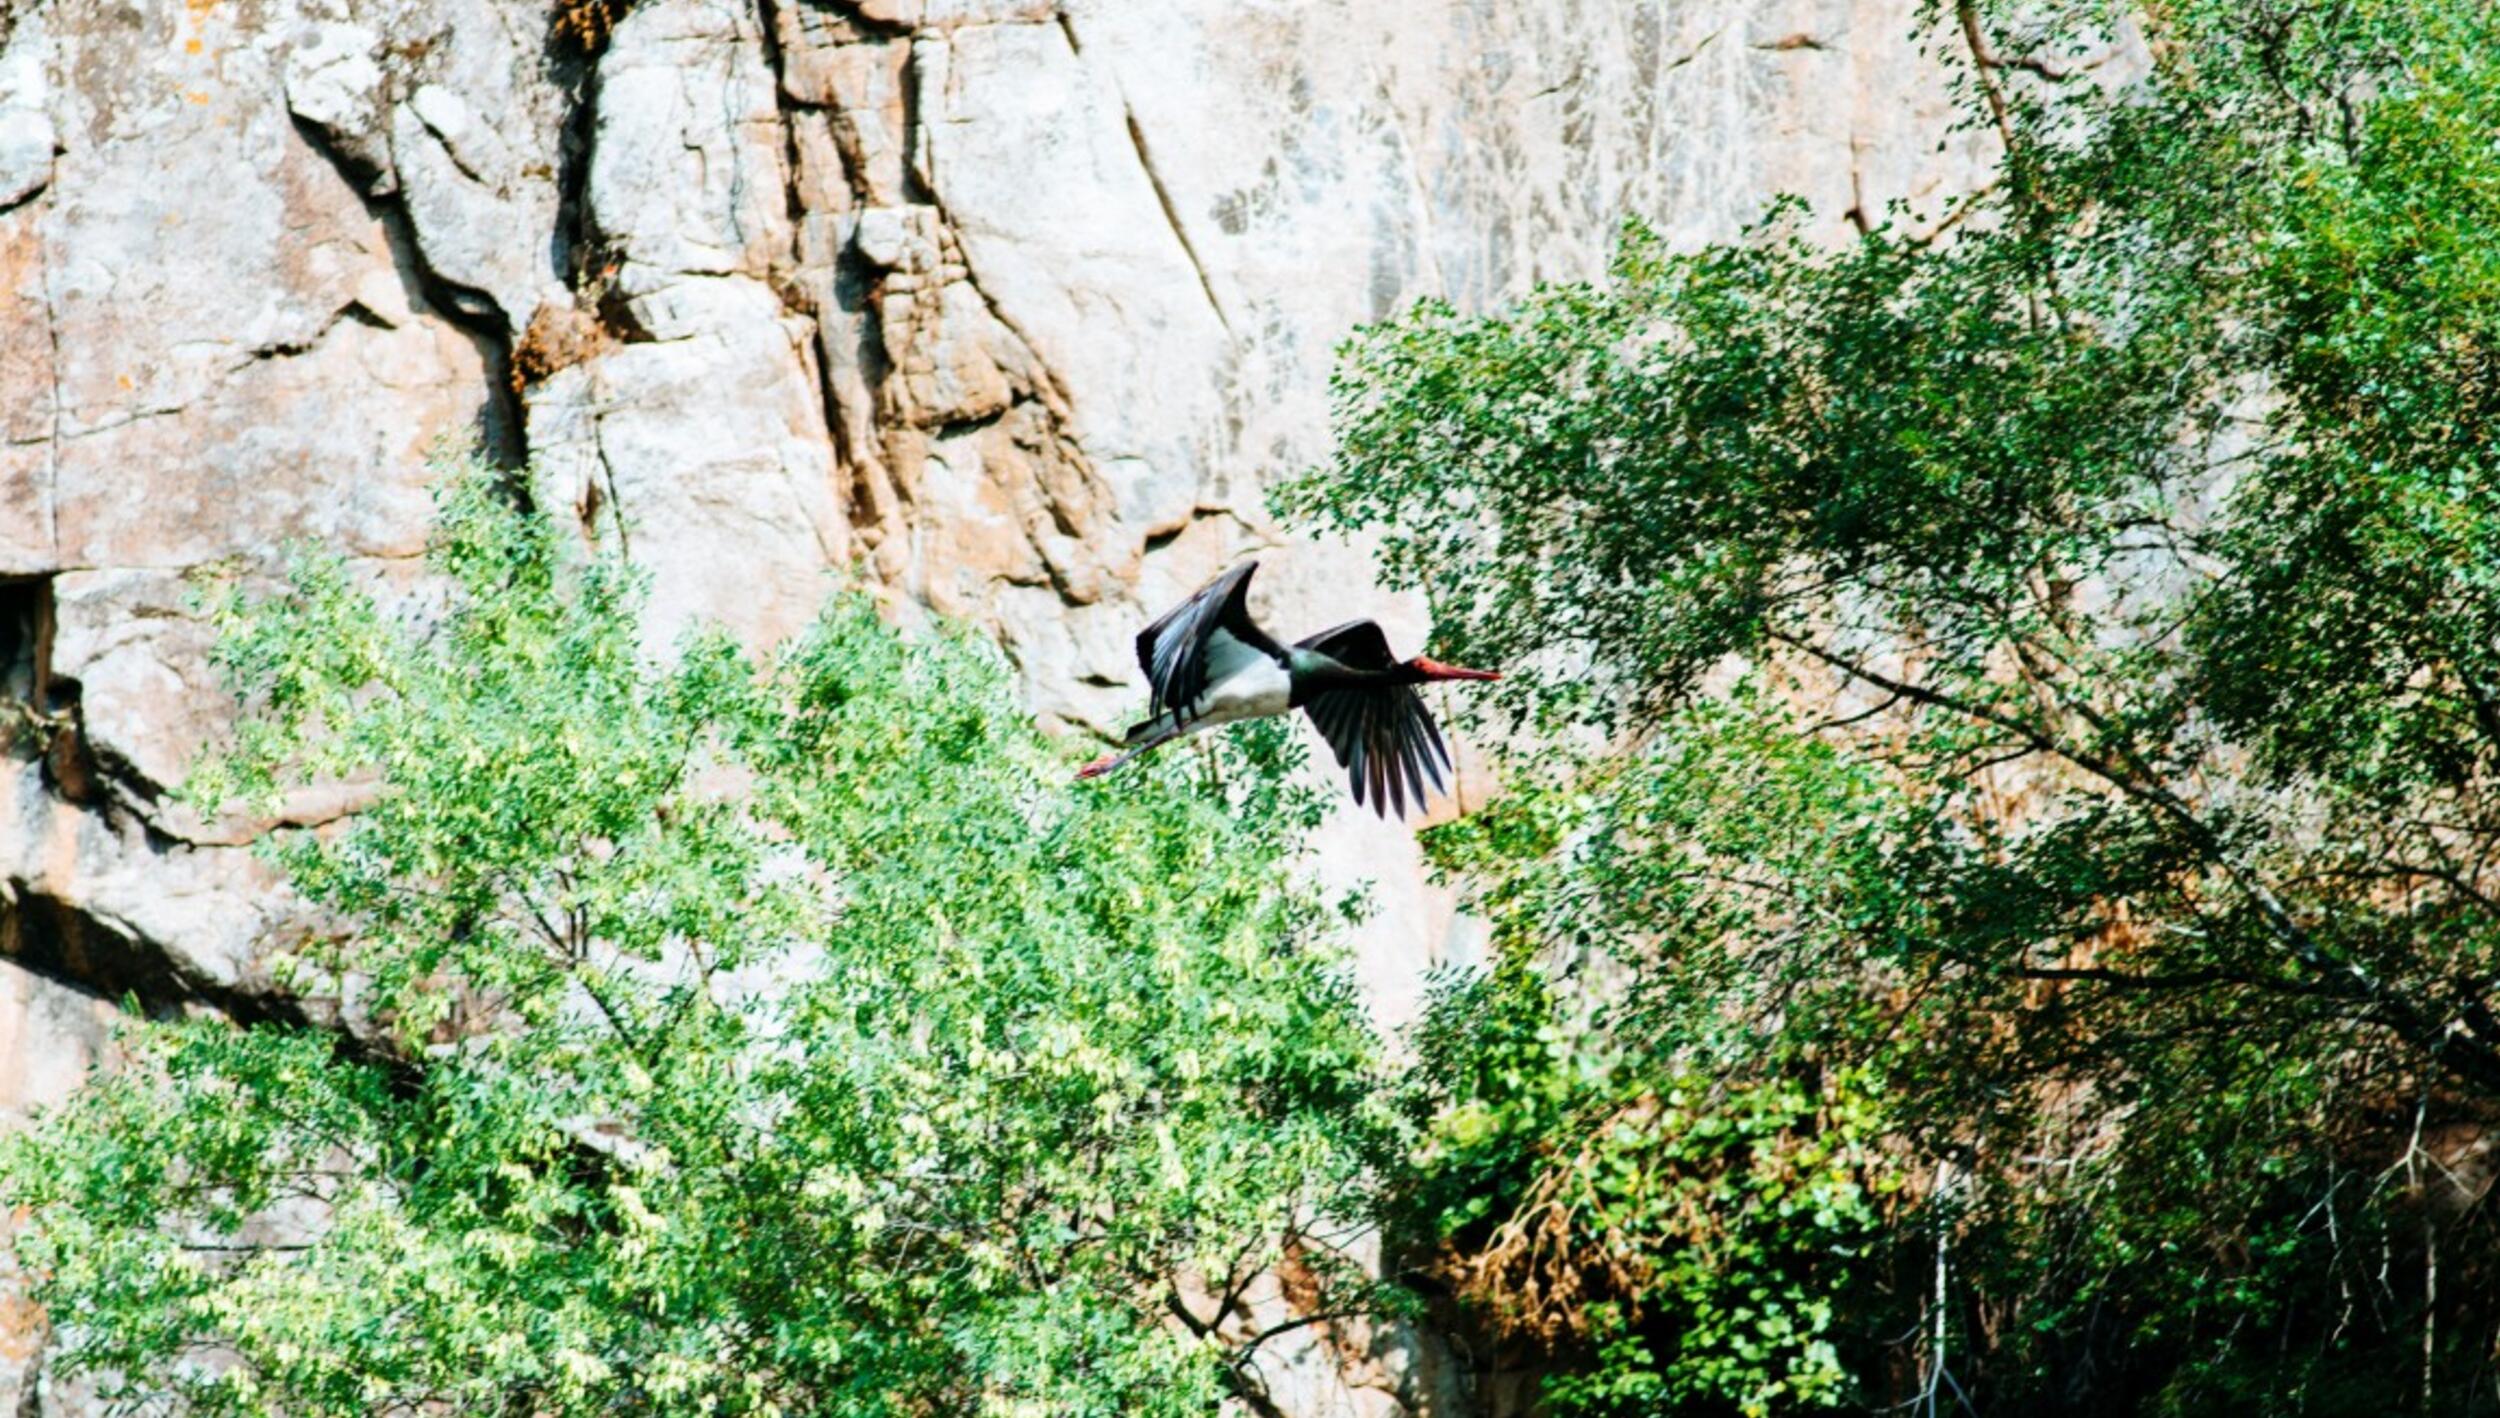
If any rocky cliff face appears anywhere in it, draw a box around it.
[0,0,1976,1410]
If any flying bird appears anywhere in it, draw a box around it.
[1075,561,1499,817]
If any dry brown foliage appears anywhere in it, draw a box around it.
[552,0,631,57]
[1442,1135,1658,1349]
[510,303,612,393]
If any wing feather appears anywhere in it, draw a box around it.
[1294,619,1400,671]
[1301,682,1455,820]
[1133,562,1277,723]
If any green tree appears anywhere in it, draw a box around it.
[1293,0,2500,1409]
[4,468,1385,1415]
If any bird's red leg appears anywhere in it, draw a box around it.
[1076,717,1183,783]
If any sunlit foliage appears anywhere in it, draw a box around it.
[5,469,1385,1416]
[1293,0,2500,1408]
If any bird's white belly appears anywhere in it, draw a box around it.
[1191,656,1293,728]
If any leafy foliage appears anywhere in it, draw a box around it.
[1399,960,1889,1418]
[1291,0,2500,1408]
[4,469,1385,1415]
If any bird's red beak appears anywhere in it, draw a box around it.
[1413,657,1501,682]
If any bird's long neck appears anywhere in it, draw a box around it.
[1287,648,1413,693]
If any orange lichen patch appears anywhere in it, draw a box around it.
[185,37,203,54]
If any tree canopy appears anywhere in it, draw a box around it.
[1288,0,2500,1409]
[4,471,1386,1416]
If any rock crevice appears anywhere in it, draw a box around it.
[288,111,528,466]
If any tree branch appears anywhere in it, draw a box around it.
[1764,628,2500,1092]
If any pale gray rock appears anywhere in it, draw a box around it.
[0,41,55,212]
[0,956,113,1132]
[48,568,223,798]
[853,0,1062,29]
[802,33,912,205]
[523,0,849,650]
[914,20,1231,536]
[391,86,547,324]
[279,21,390,191]
[591,0,792,286]
[0,196,52,576]
[853,203,933,273]
[0,759,281,997]
[529,298,850,649]
[0,956,115,1415]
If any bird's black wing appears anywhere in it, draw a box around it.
[1294,619,1399,670]
[1296,620,1451,820]
[1134,561,1280,723]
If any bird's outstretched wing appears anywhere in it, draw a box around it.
[1294,619,1398,670]
[1135,561,1282,724]
[1296,620,1452,819]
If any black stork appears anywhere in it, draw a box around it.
[1075,561,1499,818]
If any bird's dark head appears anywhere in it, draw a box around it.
[1409,656,1500,683]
